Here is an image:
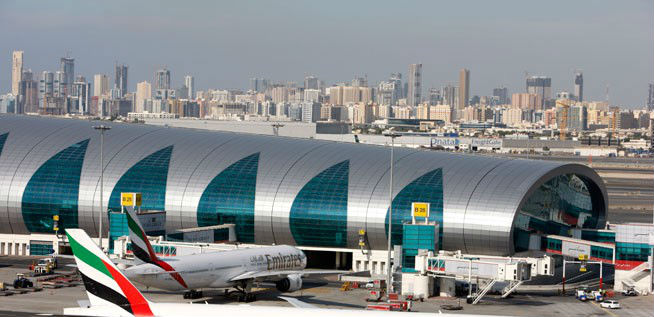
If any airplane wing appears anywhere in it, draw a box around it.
[230,269,345,281]
[278,296,317,308]
[134,270,182,275]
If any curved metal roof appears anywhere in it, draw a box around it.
[0,115,608,255]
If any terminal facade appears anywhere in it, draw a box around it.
[0,115,609,260]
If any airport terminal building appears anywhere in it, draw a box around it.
[0,115,608,258]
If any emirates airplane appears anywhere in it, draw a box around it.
[66,228,503,317]
[120,207,340,301]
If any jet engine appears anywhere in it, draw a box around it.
[275,274,302,292]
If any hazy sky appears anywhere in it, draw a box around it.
[1,0,652,107]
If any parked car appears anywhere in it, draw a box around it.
[621,289,638,296]
[575,289,587,301]
[600,300,620,309]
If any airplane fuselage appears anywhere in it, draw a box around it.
[124,245,306,291]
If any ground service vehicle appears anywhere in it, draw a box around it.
[621,288,638,296]
[575,289,587,301]
[13,274,33,288]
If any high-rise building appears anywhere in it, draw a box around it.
[304,76,319,90]
[390,73,403,99]
[301,101,321,123]
[39,71,54,99]
[184,75,195,99]
[59,57,75,96]
[511,93,542,111]
[250,78,270,93]
[574,71,583,102]
[648,84,654,112]
[155,68,171,90]
[135,81,152,113]
[493,87,509,105]
[114,64,128,97]
[407,64,422,107]
[18,69,38,114]
[377,73,403,106]
[71,78,91,114]
[442,84,457,108]
[458,68,470,110]
[11,51,24,95]
[304,89,320,103]
[526,76,552,107]
[53,71,65,97]
[93,74,110,97]
[352,76,368,87]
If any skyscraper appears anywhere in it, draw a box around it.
[250,78,270,93]
[442,84,457,109]
[39,71,54,98]
[59,57,75,96]
[493,87,509,105]
[18,69,38,114]
[136,81,152,112]
[304,76,319,90]
[458,68,470,109]
[526,76,551,108]
[407,64,422,107]
[11,51,24,95]
[574,72,583,102]
[184,75,195,99]
[155,68,171,90]
[71,77,91,114]
[647,84,654,112]
[93,74,110,97]
[114,64,128,97]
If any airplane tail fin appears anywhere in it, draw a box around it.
[65,229,154,317]
[125,207,159,264]
[125,207,189,289]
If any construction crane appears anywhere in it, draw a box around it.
[556,99,571,141]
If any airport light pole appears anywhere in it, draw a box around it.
[384,129,401,297]
[93,124,111,251]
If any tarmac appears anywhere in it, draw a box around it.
[1,256,652,317]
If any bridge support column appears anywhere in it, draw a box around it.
[439,277,456,297]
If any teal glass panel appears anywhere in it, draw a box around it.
[108,146,173,212]
[109,212,128,252]
[0,133,8,157]
[197,153,259,243]
[616,242,652,261]
[514,174,598,252]
[290,160,349,247]
[385,168,444,248]
[29,242,54,255]
[22,139,89,232]
[402,224,436,272]
[582,230,615,243]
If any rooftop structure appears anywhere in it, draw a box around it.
[0,115,607,256]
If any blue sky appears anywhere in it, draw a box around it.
[1,0,652,107]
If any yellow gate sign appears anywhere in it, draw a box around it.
[411,202,430,218]
[121,192,142,207]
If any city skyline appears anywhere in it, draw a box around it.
[0,0,653,107]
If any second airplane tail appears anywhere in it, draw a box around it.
[125,207,188,289]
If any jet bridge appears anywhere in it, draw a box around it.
[406,250,554,303]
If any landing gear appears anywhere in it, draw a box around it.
[236,293,256,302]
[183,289,203,299]
[230,280,256,302]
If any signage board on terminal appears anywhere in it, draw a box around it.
[412,202,430,218]
[121,192,142,207]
